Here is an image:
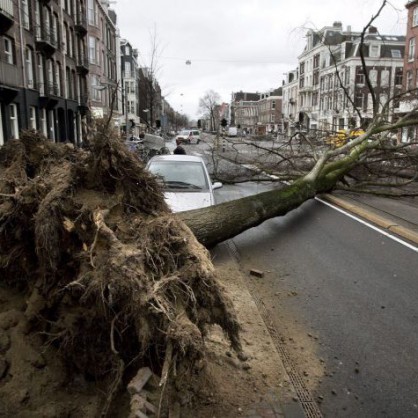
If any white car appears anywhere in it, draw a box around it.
[175,129,201,144]
[146,155,222,212]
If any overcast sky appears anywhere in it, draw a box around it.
[113,0,407,120]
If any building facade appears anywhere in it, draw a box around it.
[282,22,405,137]
[0,0,92,145]
[399,1,418,142]
[256,89,282,134]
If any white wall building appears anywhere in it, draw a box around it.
[282,22,405,137]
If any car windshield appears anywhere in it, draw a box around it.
[179,130,190,136]
[148,161,209,191]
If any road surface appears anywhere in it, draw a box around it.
[215,182,418,418]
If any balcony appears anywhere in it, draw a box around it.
[0,60,20,103]
[0,60,20,88]
[76,55,89,74]
[38,82,58,108]
[299,85,313,93]
[35,26,57,57]
[75,12,87,36]
[78,94,89,115]
[0,0,14,34]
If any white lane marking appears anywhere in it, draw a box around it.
[316,197,418,253]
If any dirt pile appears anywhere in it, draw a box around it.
[0,125,241,417]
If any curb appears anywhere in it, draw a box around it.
[320,194,418,246]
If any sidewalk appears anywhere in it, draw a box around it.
[319,191,418,246]
[208,243,309,418]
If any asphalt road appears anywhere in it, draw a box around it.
[215,183,418,418]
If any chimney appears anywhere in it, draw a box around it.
[346,25,351,34]
[333,21,343,29]
[368,26,378,34]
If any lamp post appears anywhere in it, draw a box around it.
[143,109,149,130]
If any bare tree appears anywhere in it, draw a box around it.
[199,90,221,131]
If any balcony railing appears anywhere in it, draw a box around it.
[76,55,89,74]
[75,12,87,35]
[35,26,57,55]
[0,0,14,34]
[0,0,14,18]
[0,60,20,87]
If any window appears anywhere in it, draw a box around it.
[63,24,68,54]
[380,69,389,87]
[313,54,320,69]
[40,109,47,136]
[344,67,350,85]
[407,70,413,90]
[29,106,37,130]
[369,69,377,87]
[409,37,415,61]
[88,36,97,64]
[300,62,305,75]
[22,0,30,29]
[299,76,304,88]
[55,62,61,96]
[356,67,365,84]
[271,100,276,109]
[91,74,101,101]
[4,38,14,64]
[47,59,54,94]
[391,49,401,58]
[125,61,131,77]
[9,104,19,139]
[87,0,95,25]
[25,47,34,88]
[355,93,364,108]
[395,67,403,85]
[414,7,418,27]
[369,44,379,58]
[37,54,44,93]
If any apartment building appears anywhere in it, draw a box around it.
[0,0,119,146]
[87,0,118,121]
[399,1,418,142]
[120,39,141,136]
[282,22,405,137]
[256,89,282,134]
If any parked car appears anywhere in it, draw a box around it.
[175,129,201,144]
[146,155,222,212]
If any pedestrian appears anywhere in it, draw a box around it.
[173,139,186,155]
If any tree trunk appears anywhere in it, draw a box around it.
[179,175,337,248]
[180,145,363,247]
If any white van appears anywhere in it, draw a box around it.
[227,127,238,137]
[175,129,201,144]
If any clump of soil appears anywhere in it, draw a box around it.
[0,124,241,417]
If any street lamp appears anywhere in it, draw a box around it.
[143,109,149,130]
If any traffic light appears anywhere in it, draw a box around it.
[197,119,201,128]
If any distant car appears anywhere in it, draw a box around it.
[146,155,222,212]
[227,127,238,137]
[175,129,201,144]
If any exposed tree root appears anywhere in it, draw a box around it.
[0,127,241,416]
